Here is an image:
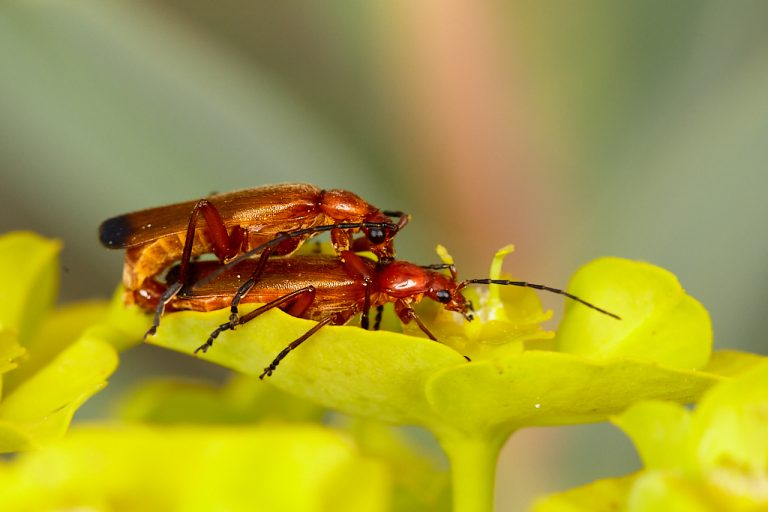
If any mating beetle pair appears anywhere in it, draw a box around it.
[100,183,619,378]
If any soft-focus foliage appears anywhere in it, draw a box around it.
[118,370,451,510]
[534,359,768,512]
[118,375,450,511]
[0,424,390,512]
[0,232,118,452]
[119,374,325,425]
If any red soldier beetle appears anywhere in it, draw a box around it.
[138,251,620,379]
[98,183,408,337]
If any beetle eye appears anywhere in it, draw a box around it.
[435,290,451,303]
[367,227,386,245]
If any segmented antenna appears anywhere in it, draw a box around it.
[458,279,621,320]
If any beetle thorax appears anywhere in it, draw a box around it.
[377,261,432,298]
[318,189,373,221]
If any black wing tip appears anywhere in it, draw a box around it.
[99,215,133,248]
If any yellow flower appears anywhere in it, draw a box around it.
[534,357,768,512]
[0,232,118,452]
[142,246,720,511]
[0,424,390,512]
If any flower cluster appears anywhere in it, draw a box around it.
[0,232,119,452]
[535,358,768,511]
[146,245,721,511]
[2,231,762,512]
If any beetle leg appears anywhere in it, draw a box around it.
[143,281,183,339]
[394,300,438,341]
[406,309,439,341]
[197,285,316,354]
[283,285,317,318]
[373,305,384,331]
[177,200,230,281]
[349,236,373,253]
[394,302,470,361]
[339,250,374,329]
[147,200,228,320]
[330,227,352,253]
[260,314,339,379]
[226,245,278,328]
[174,199,245,304]
[361,283,372,330]
[226,225,248,259]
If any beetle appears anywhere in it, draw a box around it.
[136,251,620,379]
[99,183,408,336]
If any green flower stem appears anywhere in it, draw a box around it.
[437,430,506,512]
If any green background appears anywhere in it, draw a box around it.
[1,2,766,509]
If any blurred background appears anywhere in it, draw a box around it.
[1,1,767,509]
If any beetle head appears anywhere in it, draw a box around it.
[360,211,400,260]
[425,271,473,321]
[378,262,472,321]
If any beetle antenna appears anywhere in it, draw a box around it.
[420,263,458,280]
[420,263,453,270]
[457,279,621,320]
[382,211,411,230]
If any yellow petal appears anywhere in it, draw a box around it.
[557,258,712,370]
